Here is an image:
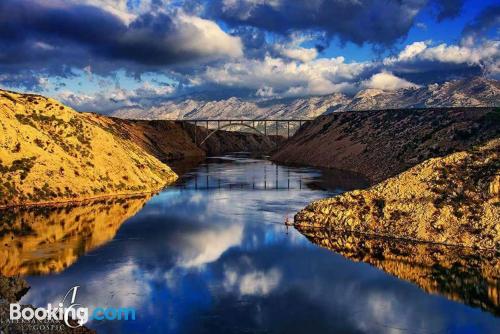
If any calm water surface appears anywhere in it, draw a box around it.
[9,155,499,333]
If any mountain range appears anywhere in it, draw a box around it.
[112,77,500,120]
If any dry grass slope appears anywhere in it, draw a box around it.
[273,107,500,183]
[295,139,500,249]
[0,90,178,208]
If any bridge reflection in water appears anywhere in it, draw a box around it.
[178,161,305,191]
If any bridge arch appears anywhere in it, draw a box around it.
[199,123,265,145]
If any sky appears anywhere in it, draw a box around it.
[0,0,498,113]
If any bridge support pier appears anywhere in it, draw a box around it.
[194,121,197,145]
[182,118,310,147]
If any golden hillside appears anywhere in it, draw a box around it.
[0,90,177,208]
[295,139,500,249]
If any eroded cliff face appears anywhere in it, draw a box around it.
[295,139,500,250]
[100,117,206,162]
[297,229,499,316]
[0,195,151,276]
[273,107,499,184]
[0,90,178,208]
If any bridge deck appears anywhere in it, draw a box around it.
[177,119,312,122]
[177,118,312,144]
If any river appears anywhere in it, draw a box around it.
[2,154,498,333]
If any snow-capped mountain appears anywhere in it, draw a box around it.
[112,77,499,120]
[340,77,500,111]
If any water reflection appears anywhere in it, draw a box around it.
[297,227,500,316]
[3,155,498,333]
[0,195,151,276]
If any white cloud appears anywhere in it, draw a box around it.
[274,34,319,63]
[384,40,500,68]
[176,224,244,268]
[362,72,419,91]
[390,41,429,63]
[223,267,282,296]
[256,86,275,97]
[174,13,244,59]
[195,55,366,97]
[279,46,318,63]
[221,0,281,20]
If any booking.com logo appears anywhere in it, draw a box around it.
[9,286,136,328]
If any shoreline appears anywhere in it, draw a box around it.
[0,187,168,210]
[295,224,500,252]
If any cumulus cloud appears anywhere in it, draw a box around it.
[362,72,419,91]
[384,40,500,74]
[176,224,244,268]
[193,55,367,97]
[223,267,282,296]
[274,34,319,63]
[0,0,242,84]
[0,0,496,108]
[278,46,318,63]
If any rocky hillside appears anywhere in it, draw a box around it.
[295,139,500,250]
[272,107,499,183]
[0,90,178,208]
[100,117,206,162]
[111,77,499,120]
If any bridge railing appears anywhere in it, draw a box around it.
[177,119,312,145]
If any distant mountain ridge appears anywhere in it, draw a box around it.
[112,77,499,120]
[344,77,500,111]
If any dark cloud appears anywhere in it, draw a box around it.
[462,4,500,42]
[207,0,428,46]
[0,0,241,88]
[434,0,465,21]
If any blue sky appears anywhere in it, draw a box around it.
[0,0,498,112]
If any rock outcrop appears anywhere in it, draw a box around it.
[0,276,29,303]
[97,117,206,162]
[273,107,500,183]
[295,139,500,250]
[0,90,178,208]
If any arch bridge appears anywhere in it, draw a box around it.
[177,119,311,145]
